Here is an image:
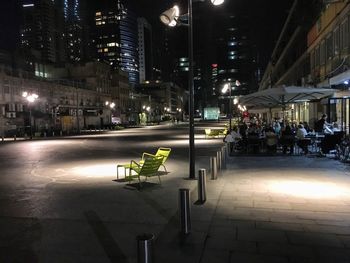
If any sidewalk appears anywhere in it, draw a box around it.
[155,155,350,263]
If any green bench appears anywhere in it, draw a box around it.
[129,153,164,187]
[117,147,171,179]
[205,128,227,139]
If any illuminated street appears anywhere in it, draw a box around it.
[0,124,350,262]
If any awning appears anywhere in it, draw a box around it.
[240,85,334,108]
[329,69,350,86]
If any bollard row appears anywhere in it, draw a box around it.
[198,169,207,203]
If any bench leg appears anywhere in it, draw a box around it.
[161,164,167,173]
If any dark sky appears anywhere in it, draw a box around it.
[125,0,294,71]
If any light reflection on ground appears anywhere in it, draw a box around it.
[268,180,350,199]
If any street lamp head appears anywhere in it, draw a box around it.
[160,5,180,27]
[211,0,225,6]
[221,83,230,94]
[23,91,38,103]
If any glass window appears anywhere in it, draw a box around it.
[334,27,340,56]
[326,34,333,60]
[341,17,349,49]
[320,40,326,65]
[315,45,320,67]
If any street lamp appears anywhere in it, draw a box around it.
[222,80,240,129]
[105,101,116,126]
[22,91,39,139]
[221,83,232,129]
[160,0,224,179]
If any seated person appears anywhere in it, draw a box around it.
[280,124,295,154]
[296,124,310,154]
[224,128,242,153]
[324,124,333,135]
[265,127,278,153]
[333,122,341,132]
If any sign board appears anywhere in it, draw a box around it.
[203,107,220,120]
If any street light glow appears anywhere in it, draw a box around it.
[210,0,225,6]
[23,92,39,103]
[221,83,229,94]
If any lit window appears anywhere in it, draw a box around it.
[107,42,116,47]
[96,12,101,16]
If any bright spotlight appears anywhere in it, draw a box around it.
[211,0,225,5]
[160,5,180,27]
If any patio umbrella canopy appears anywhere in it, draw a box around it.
[240,86,334,108]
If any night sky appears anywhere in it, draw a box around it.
[126,0,294,70]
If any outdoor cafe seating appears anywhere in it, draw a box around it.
[232,131,342,156]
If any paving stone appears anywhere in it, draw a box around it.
[256,221,305,232]
[338,235,350,248]
[287,232,344,247]
[208,225,236,238]
[229,252,288,263]
[303,224,350,235]
[258,242,314,258]
[254,201,292,210]
[200,248,230,263]
[237,228,288,243]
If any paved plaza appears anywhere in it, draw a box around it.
[1,134,350,262]
[2,156,350,262]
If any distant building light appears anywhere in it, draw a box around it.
[212,64,218,68]
[23,4,34,7]
[228,41,236,46]
[344,80,349,85]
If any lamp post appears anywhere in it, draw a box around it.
[22,91,39,139]
[160,0,224,179]
[221,83,232,129]
[222,80,241,129]
[105,101,115,127]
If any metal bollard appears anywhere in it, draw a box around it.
[1,136,4,142]
[210,156,217,180]
[198,169,207,203]
[216,151,221,170]
[137,233,154,263]
[14,135,16,141]
[221,147,226,169]
[179,188,191,235]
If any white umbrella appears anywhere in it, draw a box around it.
[240,85,334,123]
[240,85,334,107]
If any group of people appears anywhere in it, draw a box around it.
[224,115,337,155]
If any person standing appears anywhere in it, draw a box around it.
[315,114,329,133]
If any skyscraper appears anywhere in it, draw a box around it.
[63,0,83,63]
[94,0,139,85]
[20,0,66,64]
[138,18,153,83]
